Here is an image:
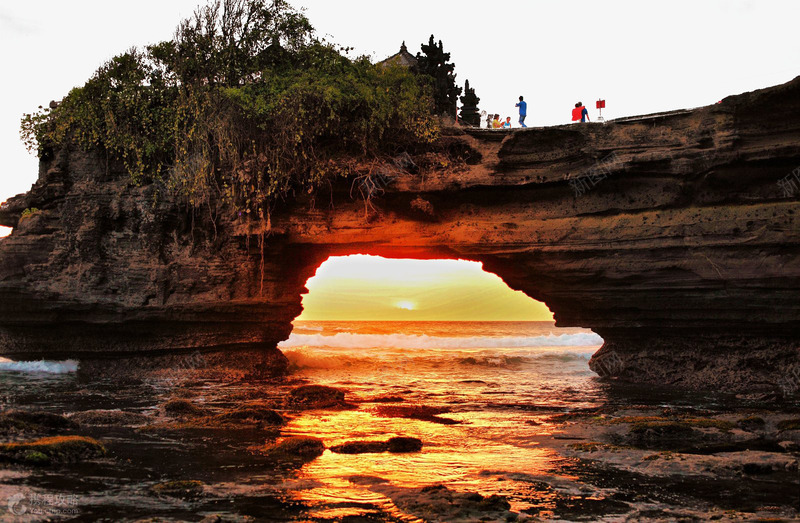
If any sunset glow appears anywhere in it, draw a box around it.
[297,255,554,321]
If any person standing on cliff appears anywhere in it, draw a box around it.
[515,96,527,128]
[572,102,590,123]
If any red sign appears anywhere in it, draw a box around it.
[596,99,606,109]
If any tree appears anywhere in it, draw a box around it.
[415,35,462,118]
[459,79,480,126]
[148,0,314,87]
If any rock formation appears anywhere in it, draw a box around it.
[1,77,799,393]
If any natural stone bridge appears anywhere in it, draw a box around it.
[1,77,799,393]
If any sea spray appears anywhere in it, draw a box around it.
[279,331,603,350]
[0,357,78,374]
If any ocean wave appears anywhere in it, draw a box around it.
[282,347,593,371]
[0,358,78,374]
[278,331,603,350]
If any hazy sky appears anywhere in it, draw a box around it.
[1,0,798,233]
[296,256,554,321]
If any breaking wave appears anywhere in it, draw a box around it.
[279,331,603,350]
[0,358,78,374]
[282,346,594,371]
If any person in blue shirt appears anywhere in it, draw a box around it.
[515,96,527,128]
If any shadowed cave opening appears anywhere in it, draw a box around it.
[278,255,604,381]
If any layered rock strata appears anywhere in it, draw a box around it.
[1,77,799,392]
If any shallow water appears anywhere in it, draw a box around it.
[0,321,798,521]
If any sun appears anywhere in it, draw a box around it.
[395,300,416,311]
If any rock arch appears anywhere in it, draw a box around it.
[1,77,799,393]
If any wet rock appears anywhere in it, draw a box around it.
[0,410,78,436]
[376,484,516,522]
[70,410,150,426]
[172,389,198,399]
[0,436,106,465]
[742,462,774,475]
[287,385,351,410]
[150,479,205,499]
[626,421,697,449]
[259,436,325,460]
[213,406,285,426]
[369,395,405,403]
[163,399,207,418]
[621,418,736,449]
[737,416,766,431]
[330,440,388,454]
[387,436,423,453]
[330,436,423,455]
[374,405,460,425]
[777,418,800,431]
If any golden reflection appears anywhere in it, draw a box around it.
[281,408,563,518]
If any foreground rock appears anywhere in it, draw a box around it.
[286,385,353,410]
[330,436,423,454]
[69,410,150,427]
[162,399,208,418]
[2,77,800,392]
[0,436,106,465]
[363,482,515,523]
[374,405,461,425]
[255,436,325,461]
[557,408,800,484]
[212,406,285,426]
[0,410,77,436]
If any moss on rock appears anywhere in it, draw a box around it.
[0,436,106,465]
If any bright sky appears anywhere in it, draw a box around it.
[1,0,798,237]
[296,255,554,321]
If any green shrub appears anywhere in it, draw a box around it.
[19,207,40,220]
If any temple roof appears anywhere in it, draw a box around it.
[377,42,418,68]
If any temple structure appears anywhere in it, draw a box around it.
[377,42,418,68]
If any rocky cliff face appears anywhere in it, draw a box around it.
[1,77,799,393]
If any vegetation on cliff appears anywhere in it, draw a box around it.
[20,0,440,222]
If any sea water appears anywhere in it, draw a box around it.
[275,321,606,519]
[0,321,796,521]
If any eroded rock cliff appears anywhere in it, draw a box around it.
[1,77,799,393]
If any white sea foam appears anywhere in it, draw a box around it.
[0,357,78,374]
[278,331,603,350]
[282,346,594,371]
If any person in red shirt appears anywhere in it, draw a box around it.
[572,102,590,123]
